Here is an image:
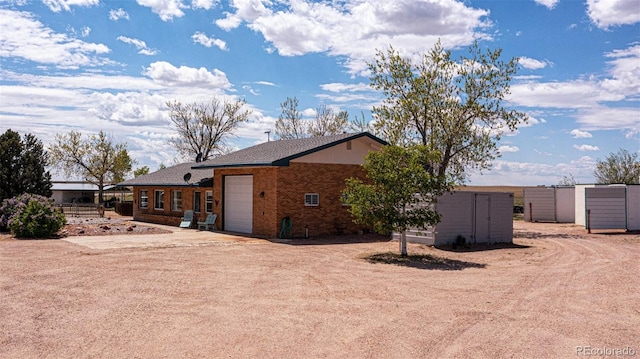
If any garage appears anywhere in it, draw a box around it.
[223,175,253,233]
[524,186,575,223]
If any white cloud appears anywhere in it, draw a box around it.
[586,0,640,28]
[42,0,99,12]
[254,81,276,86]
[191,0,217,10]
[573,144,600,151]
[81,26,91,37]
[533,0,559,10]
[570,129,593,138]
[510,80,624,108]
[117,36,158,56]
[601,44,640,99]
[519,57,551,70]
[143,61,231,89]
[136,0,186,21]
[320,82,371,93]
[217,0,491,75]
[499,145,520,153]
[0,9,111,68]
[191,32,227,50]
[575,107,640,131]
[109,8,130,21]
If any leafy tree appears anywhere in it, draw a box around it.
[49,131,134,203]
[369,40,528,184]
[349,111,375,134]
[134,166,150,177]
[558,174,577,186]
[594,149,640,184]
[168,98,251,162]
[0,129,52,203]
[343,145,451,256]
[308,105,349,137]
[158,163,167,170]
[275,96,306,139]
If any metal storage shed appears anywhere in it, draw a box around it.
[575,184,640,231]
[394,191,514,246]
[523,186,575,223]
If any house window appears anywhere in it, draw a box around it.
[205,191,213,213]
[139,190,148,209]
[193,191,201,213]
[154,190,164,210]
[341,193,350,206]
[305,193,319,206]
[171,190,182,211]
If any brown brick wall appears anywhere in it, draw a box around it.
[276,162,368,237]
[213,167,279,237]
[131,186,211,226]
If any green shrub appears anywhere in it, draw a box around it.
[2,194,66,238]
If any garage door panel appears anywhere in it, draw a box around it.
[224,175,253,233]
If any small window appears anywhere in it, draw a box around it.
[205,191,213,213]
[193,191,201,213]
[171,190,182,211]
[154,190,164,210]
[305,193,319,206]
[139,190,148,209]
[341,193,350,206]
[346,140,352,150]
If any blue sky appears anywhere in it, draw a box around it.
[0,0,638,185]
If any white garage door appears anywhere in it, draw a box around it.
[224,175,253,233]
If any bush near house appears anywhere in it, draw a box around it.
[0,193,66,238]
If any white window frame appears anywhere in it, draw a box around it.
[305,193,319,206]
[193,191,201,213]
[154,190,164,210]
[171,190,182,211]
[139,190,148,209]
[205,190,213,213]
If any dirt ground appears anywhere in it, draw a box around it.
[1,220,638,358]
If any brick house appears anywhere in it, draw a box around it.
[119,162,213,226]
[195,132,386,238]
[120,132,386,237]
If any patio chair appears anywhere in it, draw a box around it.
[179,210,194,228]
[197,213,217,231]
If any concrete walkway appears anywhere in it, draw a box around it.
[63,222,268,250]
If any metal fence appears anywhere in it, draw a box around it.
[59,203,102,217]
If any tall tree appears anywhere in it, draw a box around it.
[594,149,640,184]
[0,129,52,203]
[343,145,451,256]
[275,96,306,139]
[308,105,349,137]
[369,40,528,184]
[133,166,150,178]
[167,98,251,162]
[49,131,133,203]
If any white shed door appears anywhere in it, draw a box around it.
[474,194,490,243]
[224,175,253,233]
[585,187,626,229]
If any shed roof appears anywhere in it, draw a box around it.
[118,162,212,187]
[193,132,386,169]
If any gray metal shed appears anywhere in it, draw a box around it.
[394,191,514,246]
[523,186,575,223]
[576,184,640,231]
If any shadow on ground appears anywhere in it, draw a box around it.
[363,252,486,271]
[272,234,390,246]
[436,242,531,253]
[513,231,582,240]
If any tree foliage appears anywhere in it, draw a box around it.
[594,149,640,184]
[168,98,251,162]
[0,129,52,203]
[369,40,527,184]
[134,166,150,178]
[343,145,452,256]
[275,97,306,140]
[275,97,351,139]
[49,130,133,203]
[1,193,65,237]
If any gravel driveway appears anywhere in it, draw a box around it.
[1,221,638,358]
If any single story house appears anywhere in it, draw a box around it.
[118,162,213,226]
[193,132,386,237]
[119,132,387,237]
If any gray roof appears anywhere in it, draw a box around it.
[118,162,212,187]
[193,132,386,169]
[52,182,99,191]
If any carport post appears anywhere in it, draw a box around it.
[587,209,591,234]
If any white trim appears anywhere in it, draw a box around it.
[305,193,319,206]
